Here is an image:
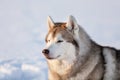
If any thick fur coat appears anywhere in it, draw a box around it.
[42,16,120,80]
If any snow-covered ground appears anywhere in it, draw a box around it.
[0,0,120,80]
[0,58,48,80]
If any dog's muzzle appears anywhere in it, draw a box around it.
[42,49,60,59]
[42,49,53,59]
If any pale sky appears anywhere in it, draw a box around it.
[0,0,120,60]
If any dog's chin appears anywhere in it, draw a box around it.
[46,55,61,60]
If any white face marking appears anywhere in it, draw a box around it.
[45,33,76,61]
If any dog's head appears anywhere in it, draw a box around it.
[42,16,79,60]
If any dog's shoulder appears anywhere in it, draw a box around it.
[103,46,120,62]
[102,46,120,80]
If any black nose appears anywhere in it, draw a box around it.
[42,49,49,54]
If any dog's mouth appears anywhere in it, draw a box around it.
[46,55,61,60]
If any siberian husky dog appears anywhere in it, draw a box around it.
[42,15,120,80]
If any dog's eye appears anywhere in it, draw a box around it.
[57,40,63,43]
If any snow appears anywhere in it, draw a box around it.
[0,59,48,80]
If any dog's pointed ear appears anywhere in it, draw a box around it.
[66,15,78,31]
[47,16,55,30]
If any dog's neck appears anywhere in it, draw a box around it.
[47,57,75,75]
[47,46,101,80]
